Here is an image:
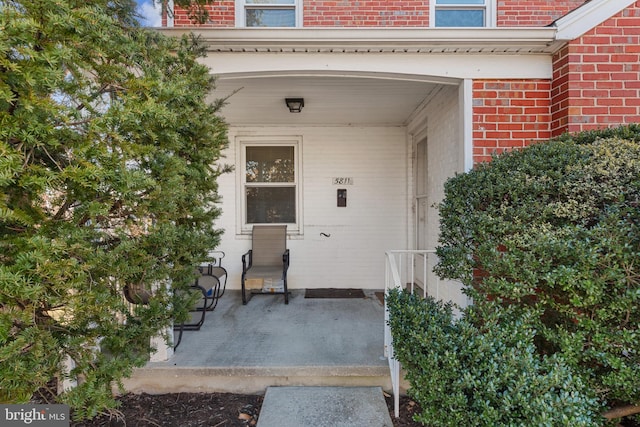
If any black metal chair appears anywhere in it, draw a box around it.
[202,251,228,309]
[173,264,225,350]
[122,282,205,350]
[123,254,228,350]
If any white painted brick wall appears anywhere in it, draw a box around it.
[408,84,468,307]
[215,125,408,291]
[426,85,467,306]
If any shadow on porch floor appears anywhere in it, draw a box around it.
[122,289,391,395]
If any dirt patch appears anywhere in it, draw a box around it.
[68,392,424,426]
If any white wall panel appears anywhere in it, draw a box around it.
[407,84,468,308]
[214,126,408,291]
[425,85,462,251]
[201,52,552,80]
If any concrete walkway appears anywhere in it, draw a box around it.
[257,386,393,427]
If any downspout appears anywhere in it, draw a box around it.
[166,0,174,27]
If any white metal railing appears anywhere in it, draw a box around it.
[384,249,438,419]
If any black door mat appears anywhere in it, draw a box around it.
[305,288,366,298]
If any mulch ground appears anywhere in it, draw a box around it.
[69,391,424,427]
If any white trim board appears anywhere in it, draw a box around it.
[201,52,553,80]
[554,0,638,41]
[159,27,560,54]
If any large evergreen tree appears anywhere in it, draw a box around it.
[0,0,228,418]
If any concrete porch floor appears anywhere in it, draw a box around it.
[122,289,392,395]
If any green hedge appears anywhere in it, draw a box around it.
[387,289,600,426]
[433,125,640,417]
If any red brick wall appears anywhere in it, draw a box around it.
[304,1,429,27]
[168,0,589,28]
[473,80,551,164]
[498,1,584,26]
[551,1,640,136]
[166,1,235,27]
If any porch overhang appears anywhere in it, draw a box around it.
[157,27,564,55]
[154,28,560,127]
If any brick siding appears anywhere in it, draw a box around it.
[497,1,584,26]
[165,1,235,27]
[473,80,551,164]
[551,0,640,136]
[304,1,429,27]
[169,0,589,28]
[164,0,640,161]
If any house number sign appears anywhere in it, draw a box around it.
[332,177,354,185]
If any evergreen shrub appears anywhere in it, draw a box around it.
[433,125,640,421]
[387,289,601,427]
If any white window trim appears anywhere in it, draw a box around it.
[235,0,303,28]
[236,135,303,235]
[430,0,496,28]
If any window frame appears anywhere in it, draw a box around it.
[235,0,303,28]
[237,136,303,235]
[430,0,496,28]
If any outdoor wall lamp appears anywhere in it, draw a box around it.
[285,98,304,113]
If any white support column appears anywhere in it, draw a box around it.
[166,0,174,27]
[149,279,175,361]
[150,327,174,362]
[460,78,474,172]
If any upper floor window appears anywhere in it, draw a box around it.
[237,0,301,27]
[432,0,495,27]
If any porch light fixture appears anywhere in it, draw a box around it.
[285,98,304,113]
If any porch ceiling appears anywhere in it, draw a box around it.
[168,27,561,126]
[210,74,441,126]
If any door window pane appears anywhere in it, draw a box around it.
[416,141,428,196]
[417,197,428,250]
